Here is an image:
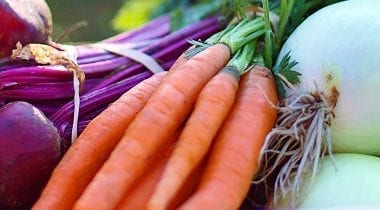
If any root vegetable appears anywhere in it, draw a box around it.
[0,101,61,209]
[0,0,53,58]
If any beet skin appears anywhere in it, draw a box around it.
[0,101,61,209]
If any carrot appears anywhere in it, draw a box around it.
[115,151,204,210]
[165,157,206,210]
[115,128,180,210]
[147,38,256,210]
[116,151,205,210]
[115,126,204,210]
[178,65,278,210]
[32,71,167,210]
[168,51,190,71]
[73,43,231,210]
[147,66,241,210]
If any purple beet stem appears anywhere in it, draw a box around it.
[90,17,223,90]
[52,59,175,135]
[0,14,226,143]
[0,79,100,100]
[52,71,152,134]
[0,15,169,71]
[0,16,222,85]
[76,15,170,59]
[78,16,221,78]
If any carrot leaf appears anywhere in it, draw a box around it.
[262,0,274,69]
[227,39,257,74]
[219,17,265,54]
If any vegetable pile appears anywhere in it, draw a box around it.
[2,0,380,209]
[32,13,278,209]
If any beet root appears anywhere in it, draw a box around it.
[0,0,53,58]
[0,101,61,209]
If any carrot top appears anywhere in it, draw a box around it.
[185,16,266,59]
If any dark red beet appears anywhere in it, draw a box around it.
[0,0,53,58]
[0,101,61,209]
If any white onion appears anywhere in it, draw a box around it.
[260,0,380,206]
[274,153,380,209]
[278,0,380,155]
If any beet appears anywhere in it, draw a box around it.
[0,101,61,209]
[0,0,53,58]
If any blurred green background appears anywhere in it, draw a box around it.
[45,0,124,43]
[44,0,187,43]
[45,0,208,43]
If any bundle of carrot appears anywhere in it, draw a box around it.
[32,14,279,210]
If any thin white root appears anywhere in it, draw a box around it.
[256,91,335,208]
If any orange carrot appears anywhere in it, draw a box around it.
[116,153,206,210]
[115,129,179,210]
[116,150,205,210]
[168,52,190,71]
[179,65,278,210]
[165,158,205,210]
[73,44,231,210]
[115,126,203,210]
[32,72,167,210]
[148,66,241,210]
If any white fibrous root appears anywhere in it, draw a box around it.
[257,86,338,207]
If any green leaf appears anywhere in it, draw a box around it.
[262,0,274,69]
[273,51,301,97]
[275,77,287,98]
[281,65,301,84]
[227,39,257,73]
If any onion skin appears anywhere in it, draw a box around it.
[273,153,380,209]
[0,101,61,209]
[277,0,380,156]
[0,0,53,58]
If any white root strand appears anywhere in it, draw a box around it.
[257,91,335,208]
